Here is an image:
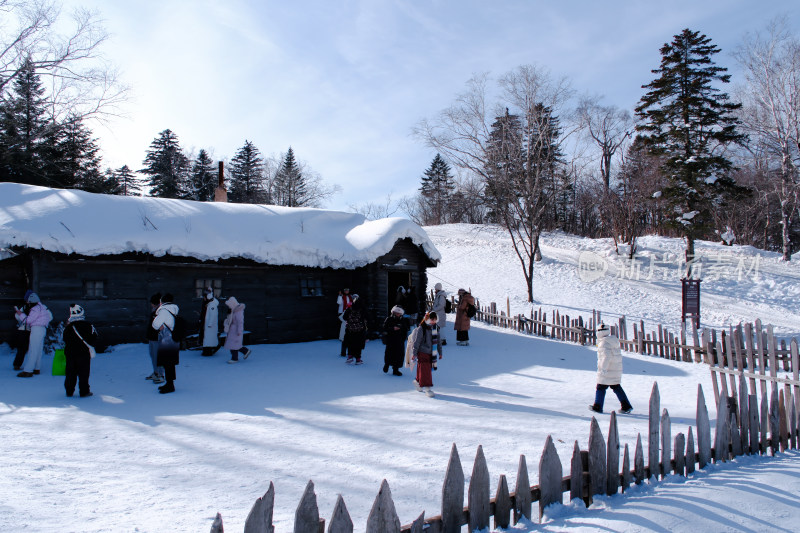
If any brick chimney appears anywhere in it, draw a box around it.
[213,161,228,202]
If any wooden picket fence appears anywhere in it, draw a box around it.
[470,300,800,374]
[207,378,795,533]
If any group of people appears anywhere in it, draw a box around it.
[8,282,634,412]
[8,288,252,397]
[13,291,96,398]
[146,289,251,394]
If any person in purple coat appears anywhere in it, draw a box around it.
[224,296,251,363]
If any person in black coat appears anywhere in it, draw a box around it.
[63,304,98,398]
[405,285,419,324]
[342,297,368,364]
[382,305,409,376]
[12,290,33,370]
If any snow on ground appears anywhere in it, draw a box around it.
[1,224,799,532]
[425,224,800,337]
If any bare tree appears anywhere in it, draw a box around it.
[0,0,127,123]
[576,96,633,191]
[415,65,573,301]
[734,19,800,260]
[348,193,399,220]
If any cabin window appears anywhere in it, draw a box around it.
[300,277,323,297]
[195,279,222,298]
[84,280,104,298]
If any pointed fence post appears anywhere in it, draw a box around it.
[760,391,769,454]
[674,432,685,477]
[210,513,224,533]
[660,409,671,478]
[441,444,464,533]
[366,480,401,533]
[714,394,730,463]
[633,434,645,485]
[686,426,696,475]
[468,446,490,532]
[730,409,742,457]
[328,495,353,533]
[569,442,583,503]
[648,382,660,479]
[245,482,275,533]
[294,481,321,533]
[770,388,780,455]
[514,454,532,523]
[748,394,760,454]
[494,474,511,530]
[538,435,563,520]
[738,376,749,454]
[607,412,620,495]
[696,385,711,469]
[409,513,425,533]
[779,389,789,452]
[588,417,607,497]
[621,443,631,492]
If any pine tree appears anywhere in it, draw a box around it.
[189,149,216,202]
[420,153,456,225]
[140,129,189,199]
[57,115,104,192]
[105,164,140,196]
[273,147,308,207]
[0,58,50,185]
[228,140,265,204]
[635,29,747,275]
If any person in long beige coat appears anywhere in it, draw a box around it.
[454,289,475,346]
[589,324,633,414]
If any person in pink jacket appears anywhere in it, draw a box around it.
[15,293,53,377]
[224,296,250,363]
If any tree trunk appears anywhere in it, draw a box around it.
[685,237,695,278]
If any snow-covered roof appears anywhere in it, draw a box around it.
[0,183,441,269]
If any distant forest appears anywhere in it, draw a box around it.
[1,3,798,266]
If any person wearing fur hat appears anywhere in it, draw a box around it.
[63,304,98,397]
[382,305,409,376]
[152,293,180,393]
[15,292,53,377]
[146,293,165,383]
[431,283,448,345]
[223,296,250,363]
[199,287,220,356]
[589,323,633,414]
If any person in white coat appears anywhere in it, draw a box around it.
[431,283,448,345]
[152,294,180,394]
[200,288,219,356]
[589,323,633,413]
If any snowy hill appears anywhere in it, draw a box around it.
[1,223,799,532]
[425,224,800,337]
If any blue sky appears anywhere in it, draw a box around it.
[65,0,798,211]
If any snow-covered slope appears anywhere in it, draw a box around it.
[425,224,800,337]
[0,184,440,268]
[0,222,798,532]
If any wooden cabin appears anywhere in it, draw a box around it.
[0,184,440,348]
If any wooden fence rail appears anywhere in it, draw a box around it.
[209,377,798,532]
[470,300,799,373]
